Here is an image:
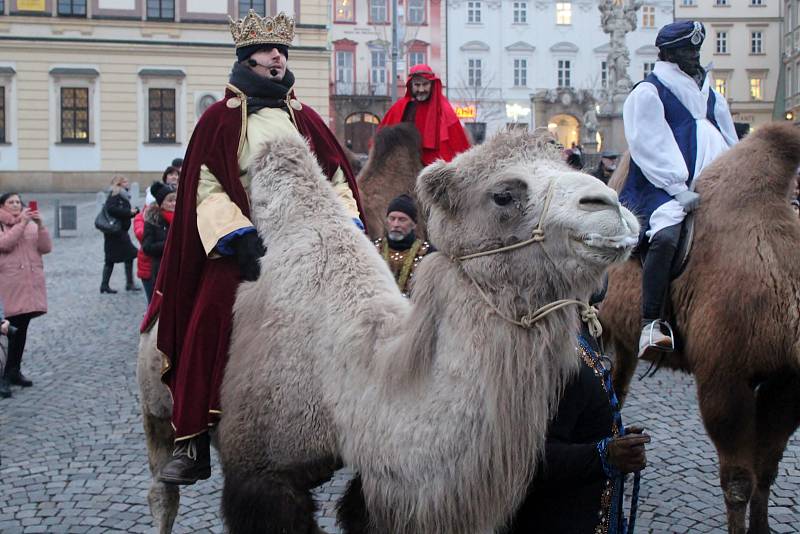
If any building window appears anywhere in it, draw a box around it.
[148,88,176,143]
[467,1,481,23]
[513,2,527,23]
[556,2,571,25]
[147,0,174,20]
[61,87,89,143]
[751,31,763,53]
[239,0,266,16]
[513,59,527,86]
[369,0,387,23]
[716,31,728,54]
[0,1,4,13]
[601,61,607,88]
[407,0,425,24]
[715,0,727,5]
[409,50,426,68]
[641,5,655,27]
[750,77,763,100]
[335,0,355,22]
[371,50,387,94]
[558,59,571,87]
[335,50,354,94]
[58,0,86,16]
[468,58,482,87]
[643,62,655,78]
[0,86,5,144]
[682,0,696,5]
[750,0,763,5]
[715,78,727,97]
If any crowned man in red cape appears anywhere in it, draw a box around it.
[378,64,470,165]
[140,10,365,485]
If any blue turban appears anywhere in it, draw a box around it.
[656,21,705,49]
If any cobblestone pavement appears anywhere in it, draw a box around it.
[0,194,798,533]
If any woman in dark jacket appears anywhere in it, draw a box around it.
[141,182,176,302]
[101,176,140,294]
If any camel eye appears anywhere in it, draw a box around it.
[493,191,513,206]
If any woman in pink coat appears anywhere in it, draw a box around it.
[0,192,52,398]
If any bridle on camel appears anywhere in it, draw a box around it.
[451,179,603,338]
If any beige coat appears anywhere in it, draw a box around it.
[0,210,52,318]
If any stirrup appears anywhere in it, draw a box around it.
[640,319,675,355]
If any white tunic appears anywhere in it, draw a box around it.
[623,61,737,239]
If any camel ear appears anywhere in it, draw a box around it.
[417,160,458,214]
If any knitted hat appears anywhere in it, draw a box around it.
[386,194,417,223]
[151,182,175,206]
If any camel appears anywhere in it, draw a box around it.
[598,122,800,534]
[215,129,639,533]
[356,123,425,240]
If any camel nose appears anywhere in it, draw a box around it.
[578,191,619,212]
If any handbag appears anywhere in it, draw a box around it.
[95,198,122,234]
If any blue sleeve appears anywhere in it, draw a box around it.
[215,226,256,255]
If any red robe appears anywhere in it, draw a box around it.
[141,85,364,440]
[378,64,470,165]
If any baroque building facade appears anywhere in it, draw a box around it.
[676,0,782,130]
[0,0,330,192]
[783,0,799,122]
[329,0,447,154]
[446,0,673,150]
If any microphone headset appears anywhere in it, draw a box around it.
[247,59,279,77]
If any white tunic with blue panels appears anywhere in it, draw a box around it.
[620,61,737,241]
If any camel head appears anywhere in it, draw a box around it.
[417,130,639,297]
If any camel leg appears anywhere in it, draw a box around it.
[222,467,328,534]
[337,475,371,534]
[747,372,800,534]
[142,411,180,534]
[609,337,637,407]
[696,377,756,534]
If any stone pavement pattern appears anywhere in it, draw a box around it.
[0,194,798,533]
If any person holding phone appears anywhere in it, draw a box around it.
[0,192,52,397]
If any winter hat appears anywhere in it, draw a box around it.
[386,194,418,223]
[151,182,175,206]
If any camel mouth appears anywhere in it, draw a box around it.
[570,232,638,261]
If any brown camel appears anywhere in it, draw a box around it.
[356,123,425,240]
[599,122,800,534]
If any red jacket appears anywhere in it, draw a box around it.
[133,208,152,280]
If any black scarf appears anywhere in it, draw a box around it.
[228,62,296,114]
[387,231,417,251]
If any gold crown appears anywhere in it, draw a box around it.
[228,10,295,49]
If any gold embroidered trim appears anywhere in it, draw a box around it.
[381,239,423,294]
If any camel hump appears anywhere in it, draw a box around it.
[746,122,800,169]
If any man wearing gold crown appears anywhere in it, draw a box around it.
[140,10,365,485]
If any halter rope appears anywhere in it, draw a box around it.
[452,179,603,338]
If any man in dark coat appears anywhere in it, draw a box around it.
[591,150,619,184]
[141,10,365,485]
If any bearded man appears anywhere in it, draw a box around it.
[378,64,470,165]
[619,21,737,359]
[141,10,364,485]
[374,194,431,297]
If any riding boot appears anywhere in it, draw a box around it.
[638,224,681,359]
[0,377,11,398]
[158,432,212,485]
[100,263,117,294]
[125,260,141,292]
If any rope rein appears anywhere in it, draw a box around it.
[451,179,603,337]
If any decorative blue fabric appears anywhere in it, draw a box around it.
[619,73,719,243]
[216,226,256,255]
[656,21,705,49]
[353,217,365,232]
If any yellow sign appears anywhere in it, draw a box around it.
[17,0,46,11]
[455,105,476,119]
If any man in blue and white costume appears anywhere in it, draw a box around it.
[620,21,738,359]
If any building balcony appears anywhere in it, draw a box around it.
[333,81,391,97]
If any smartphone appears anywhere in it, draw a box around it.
[28,200,38,211]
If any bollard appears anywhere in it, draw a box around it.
[54,199,61,238]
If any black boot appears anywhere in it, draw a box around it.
[0,377,11,398]
[125,261,141,292]
[100,263,117,294]
[5,370,32,387]
[158,432,212,485]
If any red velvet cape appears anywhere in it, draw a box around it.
[140,87,363,437]
[378,64,470,165]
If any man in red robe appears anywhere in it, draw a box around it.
[378,64,470,165]
[140,10,365,485]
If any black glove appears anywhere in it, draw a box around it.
[232,231,267,282]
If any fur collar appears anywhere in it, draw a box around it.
[0,209,22,227]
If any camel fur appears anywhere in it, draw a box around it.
[599,122,800,534]
[356,123,426,240]
[216,129,639,533]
